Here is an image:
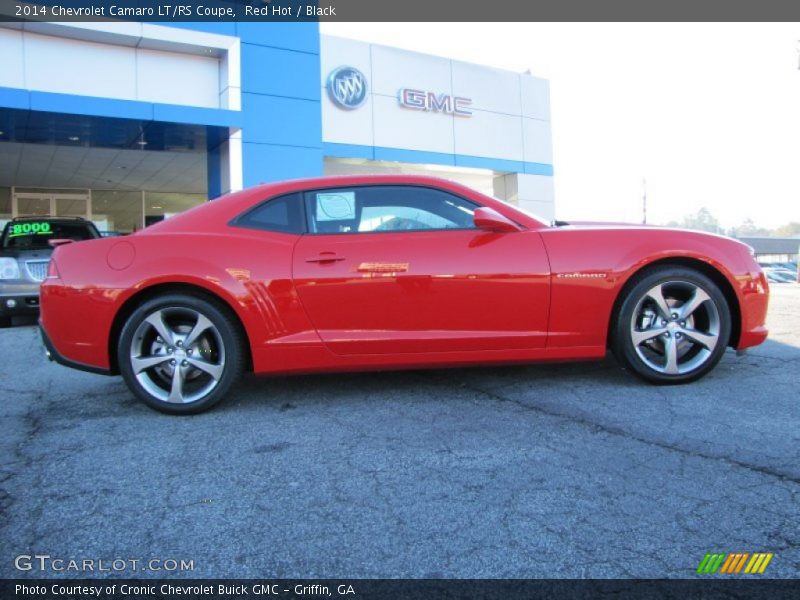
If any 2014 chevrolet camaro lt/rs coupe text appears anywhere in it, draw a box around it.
[39,175,769,414]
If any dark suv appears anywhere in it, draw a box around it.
[0,216,101,327]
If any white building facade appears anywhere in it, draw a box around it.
[0,22,554,232]
[320,35,555,220]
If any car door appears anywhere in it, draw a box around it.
[292,184,550,355]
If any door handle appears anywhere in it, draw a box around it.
[305,253,346,264]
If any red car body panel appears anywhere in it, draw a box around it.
[292,229,550,354]
[39,175,769,376]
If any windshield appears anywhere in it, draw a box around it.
[2,221,98,250]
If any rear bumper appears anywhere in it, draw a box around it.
[39,320,112,376]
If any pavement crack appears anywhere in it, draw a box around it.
[450,379,800,486]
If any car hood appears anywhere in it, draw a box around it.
[556,220,729,238]
[549,220,755,255]
[557,220,661,229]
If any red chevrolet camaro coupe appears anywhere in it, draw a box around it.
[39,175,769,414]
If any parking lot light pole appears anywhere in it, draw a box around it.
[642,177,647,225]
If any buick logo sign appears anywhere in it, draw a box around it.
[327,66,367,110]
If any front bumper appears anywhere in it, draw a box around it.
[735,270,770,350]
[0,291,40,316]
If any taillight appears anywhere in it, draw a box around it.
[47,258,61,279]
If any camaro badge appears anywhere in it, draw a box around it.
[556,272,607,279]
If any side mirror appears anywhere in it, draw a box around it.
[473,207,523,233]
[48,239,75,248]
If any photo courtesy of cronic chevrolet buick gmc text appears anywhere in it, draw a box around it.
[38,175,770,415]
[0,216,100,327]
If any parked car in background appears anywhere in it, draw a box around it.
[0,216,101,327]
[763,268,796,284]
[757,261,797,284]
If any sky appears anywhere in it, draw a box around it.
[321,23,800,229]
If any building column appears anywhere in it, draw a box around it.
[238,23,324,186]
[207,128,243,199]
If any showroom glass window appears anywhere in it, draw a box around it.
[0,188,10,228]
[303,186,478,234]
[233,193,304,234]
[144,192,206,228]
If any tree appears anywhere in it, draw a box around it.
[663,213,799,238]
[729,218,771,238]
[774,222,800,237]
[668,207,721,233]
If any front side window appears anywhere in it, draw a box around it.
[304,186,478,234]
[233,193,304,234]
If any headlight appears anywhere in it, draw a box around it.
[0,257,21,279]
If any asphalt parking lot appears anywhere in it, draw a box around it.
[1,285,798,579]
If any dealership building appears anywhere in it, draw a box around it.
[0,21,554,233]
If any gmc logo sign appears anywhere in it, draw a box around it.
[398,89,473,117]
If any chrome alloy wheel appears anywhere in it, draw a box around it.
[129,307,225,404]
[629,280,721,376]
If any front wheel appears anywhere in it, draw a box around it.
[612,267,731,384]
[118,294,245,414]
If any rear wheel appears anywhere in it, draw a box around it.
[612,267,731,384]
[118,294,245,414]
[0,316,11,328]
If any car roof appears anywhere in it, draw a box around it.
[263,173,472,191]
[140,174,551,235]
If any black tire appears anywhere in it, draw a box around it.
[118,293,245,414]
[0,316,11,328]
[612,266,731,384]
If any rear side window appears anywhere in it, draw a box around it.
[2,220,99,250]
[233,193,304,234]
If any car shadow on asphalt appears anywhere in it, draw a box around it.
[215,336,799,416]
[224,356,641,412]
[6,316,797,423]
